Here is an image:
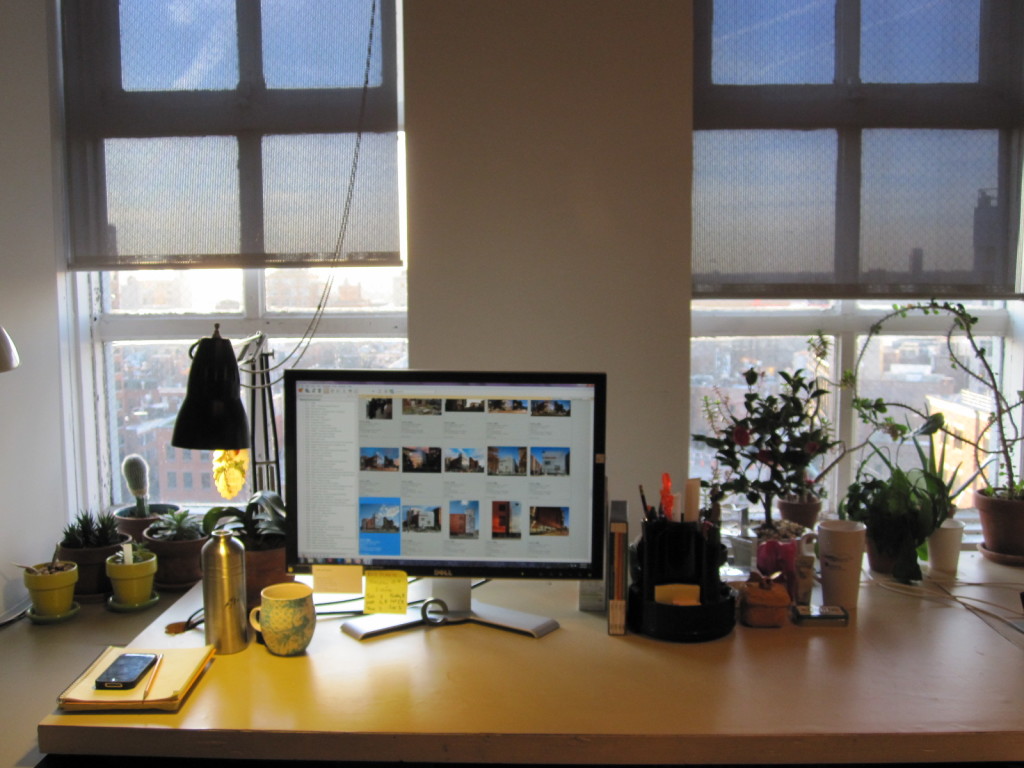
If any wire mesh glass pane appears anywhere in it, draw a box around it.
[712,0,834,85]
[105,137,240,257]
[860,130,998,283]
[262,133,401,260]
[119,0,238,91]
[104,270,244,314]
[861,0,979,84]
[694,131,836,284]
[262,0,383,89]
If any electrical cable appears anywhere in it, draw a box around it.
[872,578,1024,634]
[239,0,381,386]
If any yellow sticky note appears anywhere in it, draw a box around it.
[364,570,409,614]
[312,564,363,594]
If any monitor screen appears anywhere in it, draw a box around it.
[283,370,606,584]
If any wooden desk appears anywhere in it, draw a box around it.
[38,553,1024,765]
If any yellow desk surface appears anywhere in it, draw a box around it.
[38,553,1024,765]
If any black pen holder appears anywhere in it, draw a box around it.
[626,519,736,642]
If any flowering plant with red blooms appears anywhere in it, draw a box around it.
[693,367,839,526]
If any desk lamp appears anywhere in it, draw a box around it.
[171,323,250,451]
[0,325,20,372]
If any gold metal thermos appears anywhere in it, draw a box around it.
[201,530,249,653]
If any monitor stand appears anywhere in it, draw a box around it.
[341,577,560,640]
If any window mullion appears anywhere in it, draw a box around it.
[834,128,861,286]
[834,0,860,86]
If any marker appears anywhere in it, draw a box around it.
[660,473,674,521]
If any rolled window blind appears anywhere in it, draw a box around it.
[62,0,400,271]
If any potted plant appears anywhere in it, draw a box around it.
[57,510,130,600]
[853,300,1024,562]
[203,490,291,609]
[693,365,840,534]
[105,542,158,610]
[143,508,208,590]
[115,454,180,541]
[20,557,79,621]
[840,434,951,582]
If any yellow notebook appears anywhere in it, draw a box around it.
[58,645,215,712]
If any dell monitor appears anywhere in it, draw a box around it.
[284,369,607,638]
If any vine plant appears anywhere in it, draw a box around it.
[850,300,1021,500]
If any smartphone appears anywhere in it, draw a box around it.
[94,652,158,690]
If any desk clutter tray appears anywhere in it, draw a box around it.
[626,519,736,642]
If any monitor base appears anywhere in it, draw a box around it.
[341,577,560,640]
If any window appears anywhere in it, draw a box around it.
[60,1,406,510]
[691,1,1024,541]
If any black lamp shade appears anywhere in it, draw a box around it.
[172,327,250,450]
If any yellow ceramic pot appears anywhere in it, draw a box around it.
[24,562,78,616]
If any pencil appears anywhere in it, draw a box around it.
[142,654,163,701]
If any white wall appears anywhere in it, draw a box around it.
[0,0,71,618]
[404,1,693,514]
[0,0,694,616]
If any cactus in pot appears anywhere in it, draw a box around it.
[121,454,150,518]
[115,453,179,541]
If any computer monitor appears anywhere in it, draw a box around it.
[283,369,607,638]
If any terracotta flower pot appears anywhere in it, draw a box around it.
[777,497,822,530]
[57,536,131,600]
[142,530,208,591]
[114,503,181,542]
[244,546,294,611]
[974,490,1024,562]
[865,537,897,575]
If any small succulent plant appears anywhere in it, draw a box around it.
[61,510,123,548]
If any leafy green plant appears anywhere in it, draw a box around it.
[693,366,840,525]
[840,433,951,583]
[203,490,286,551]
[60,510,122,548]
[145,509,204,541]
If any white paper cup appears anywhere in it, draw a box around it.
[927,518,965,578]
[817,520,866,612]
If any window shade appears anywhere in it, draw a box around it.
[692,0,1024,300]
[62,0,400,271]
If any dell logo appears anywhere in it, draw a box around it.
[433,569,453,577]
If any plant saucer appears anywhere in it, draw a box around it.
[27,602,81,625]
[106,591,160,613]
[977,542,1024,567]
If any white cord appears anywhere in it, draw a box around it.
[872,578,1024,633]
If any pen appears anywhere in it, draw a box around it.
[142,654,163,701]
[639,484,654,521]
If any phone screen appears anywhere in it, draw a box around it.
[94,652,158,690]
